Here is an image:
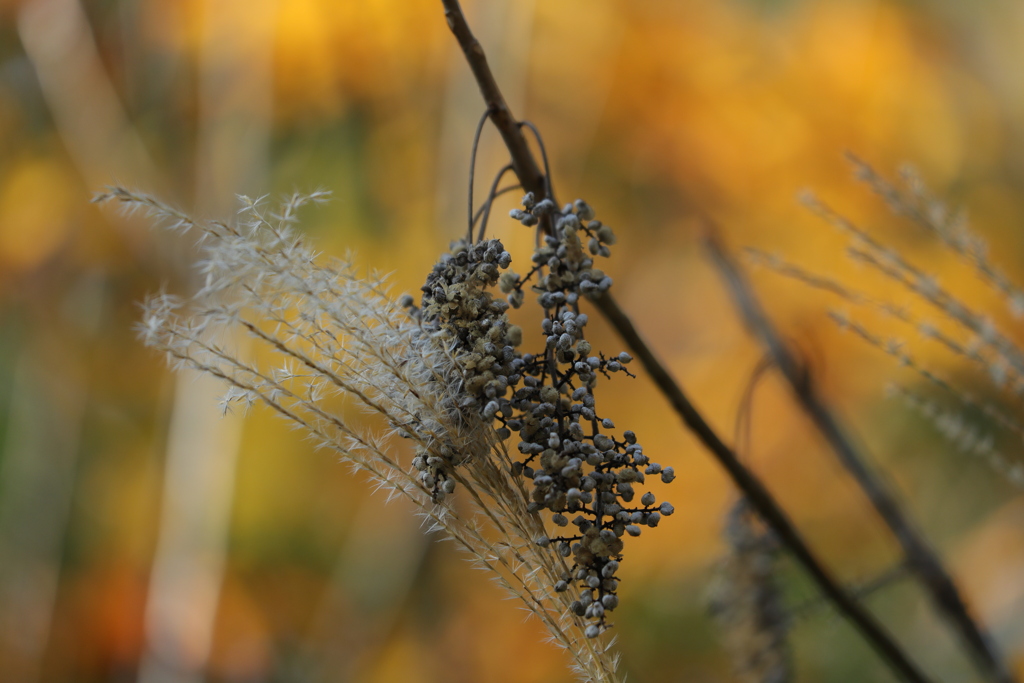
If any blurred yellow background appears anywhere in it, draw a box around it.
[1,0,1023,681]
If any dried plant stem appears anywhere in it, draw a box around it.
[441,0,546,202]
[592,291,930,683]
[438,2,932,681]
[705,230,1014,683]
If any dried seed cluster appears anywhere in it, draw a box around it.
[708,501,790,683]
[412,194,675,636]
[403,238,520,499]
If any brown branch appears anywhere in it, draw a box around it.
[591,292,930,683]
[438,2,933,681]
[704,228,1014,683]
[441,0,547,201]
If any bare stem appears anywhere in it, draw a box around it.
[705,228,1015,683]
[437,2,933,681]
[441,0,547,200]
[591,292,930,683]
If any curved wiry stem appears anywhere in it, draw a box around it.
[437,2,936,681]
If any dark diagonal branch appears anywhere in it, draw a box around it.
[705,228,1014,683]
[442,0,547,201]
[590,291,930,683]
[438,2,933,681]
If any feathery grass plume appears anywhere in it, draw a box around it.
[749,160,1024,488]
[708,500,791,683]
[93,187,622,683]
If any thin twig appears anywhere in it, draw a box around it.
[476,164,515,242]
[438,3,934,680]
[474,182,521,227]
[705,228,1014,683]
[519,120,557,205]
[791,563,911,622]
[442,0,547,202]
[467,107,493,242]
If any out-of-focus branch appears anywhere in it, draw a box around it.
[138,2,273,682]
[704,228,1015,683]
[17,0,160,189]
[0,338,89,683]
[590,292,930,683]
[17,0,163,265]
[438,2,932,681]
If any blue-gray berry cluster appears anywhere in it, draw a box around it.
[404,238,521,500]
[411,196,675,637]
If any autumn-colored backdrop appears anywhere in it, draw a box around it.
[1,0,1023,681]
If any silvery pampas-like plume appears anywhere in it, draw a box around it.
[95,187,623,683]
[750,157,1024,489]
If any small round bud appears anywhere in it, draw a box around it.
[534,198,557,215]
[661,467,676,484]
[596,224,617,245]
[559,214,580,235]
[659,502,675,516]
[616,469,638,483]
[501,326,522,349]
[625,525,642,537]
[574,199,595,221]
[498,272,517,293]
